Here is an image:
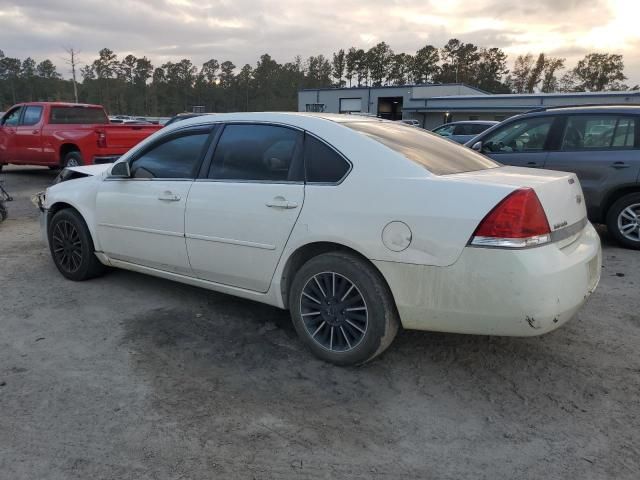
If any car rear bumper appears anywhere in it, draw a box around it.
[373,222,602,336]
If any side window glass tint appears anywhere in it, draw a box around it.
[2,107,22,126]
[305,135,350,183]
[130,132,209,179]
[434,125,455,136]
[482,117,553,153]
[22,106,43,126]
[470,124,489,135]
[612,118,635,148]
[560,116,636,150]
[208,124,303,181]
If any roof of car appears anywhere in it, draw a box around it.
[169,112,393,130]
[526,104,640,115]
[438,120,499,126]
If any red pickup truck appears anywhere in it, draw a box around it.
[0,102,162,171]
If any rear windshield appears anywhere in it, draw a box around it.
[345,121,499,175]
[49,106,108,125]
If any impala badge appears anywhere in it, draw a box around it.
[553,221,568,230]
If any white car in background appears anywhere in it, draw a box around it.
[36,113,601,365]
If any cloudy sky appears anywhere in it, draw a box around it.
[0,0,638,84]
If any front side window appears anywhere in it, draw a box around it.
[482,116,554,154]
[208,124,303,182]
[50,107,108,124]
[561,115,636,150]
[346,121,498,175]
[2,107,22,126]
[130,132,210,179]
[304,135,350,183]
[433,124,456,136]
[22,106,43,126]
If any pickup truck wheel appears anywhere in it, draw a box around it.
[606,192,640,250]
[48,209,106,281]
[63,151,83,168]
[289,252,399,366]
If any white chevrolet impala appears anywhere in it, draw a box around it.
[37,113,601,365]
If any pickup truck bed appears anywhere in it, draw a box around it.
[0,102,162,169]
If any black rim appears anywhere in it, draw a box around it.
[299,272,368,352]
[52,220,83,273]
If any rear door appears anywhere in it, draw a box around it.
[15,105,45,164]
[0,106,23,163]
[185,123,304,292]
[479,115,557,168]
[544,114,640,219]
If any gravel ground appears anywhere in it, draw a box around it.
[0,165,639,479]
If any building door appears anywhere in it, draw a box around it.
[377,97,403,120]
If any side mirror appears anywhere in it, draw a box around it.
[471,141,482,152]
[110,161,131,178]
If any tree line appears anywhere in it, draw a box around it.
[0,40,633,116]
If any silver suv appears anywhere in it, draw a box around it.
[467,105,640,249]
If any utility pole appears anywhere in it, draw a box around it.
[64,47,80,103]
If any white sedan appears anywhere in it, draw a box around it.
[37,113,601,365]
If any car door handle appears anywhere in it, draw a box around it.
[611,162,630,169]
[158,191,181,202]
[32,130,39,134]
[526,161,539,166]
[266,197,298,209]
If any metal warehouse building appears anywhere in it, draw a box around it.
[298,84,640,129]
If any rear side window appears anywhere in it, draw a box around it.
[561,115,636,150]
[208,124,303,182]
[130,132,210,179]
[49,107,108,124]
[22,106,43,126]
[304,135,350,183]
[346,121,498,175]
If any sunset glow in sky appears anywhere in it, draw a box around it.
[0,0,638,84]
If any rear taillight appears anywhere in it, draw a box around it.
[470,188,551,248]
[96,129,107,148]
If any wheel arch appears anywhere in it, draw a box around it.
[59,143,81,164]
[278,241,397,310]
[47,201,98,250]
[601,184,640,223]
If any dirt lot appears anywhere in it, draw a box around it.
[0,165,639,479]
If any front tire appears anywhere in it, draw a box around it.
[289,252,399,365]
[62,151,83,168]
[606,193,640,249]
[48,209,106,281]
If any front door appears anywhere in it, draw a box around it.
[185,123,305,292]
[0,106,23,163]
[480,115,556,168]
[95,127,213,274]
[15,105,45,164]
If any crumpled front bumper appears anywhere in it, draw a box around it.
[32,191,48,247]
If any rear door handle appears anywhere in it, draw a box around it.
[158,191,181,202]
[526,161,539,167]
[266,196,298,209]
[611,162,630,169]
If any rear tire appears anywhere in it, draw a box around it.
[289,252,399,366]
[62,151,83,168]
[48,209,106,281]
[606,193,640,250]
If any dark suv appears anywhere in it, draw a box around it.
[466,105,640,249]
